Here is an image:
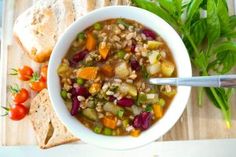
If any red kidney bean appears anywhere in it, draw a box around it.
[70,49,88,66]
[140,112,152,130]
[133,115,142,128]
[117,97,134,107]
[132,111,152,130]
[130,58,141,71]
[71,86,90,98]
[142,28,157,40]
[71,97,80,116]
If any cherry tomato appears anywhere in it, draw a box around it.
[30,78,47,92]
[10,85,29,104]
[1,104,29,121]
[11,66,33,81]
[40,65,48,81]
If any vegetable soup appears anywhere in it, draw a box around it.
[57,18,177,137]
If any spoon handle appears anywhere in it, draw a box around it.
[148,75,236,87]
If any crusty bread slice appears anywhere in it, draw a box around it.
[14,0,132,63]
[29,89,78,149]
[13,0,75,63]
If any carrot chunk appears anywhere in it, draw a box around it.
[86,32,96,51]
[102,116,117,129]
[130,129,141,137]
[99,43,110,59]
[152,104,163,119]
[77,67,98,80]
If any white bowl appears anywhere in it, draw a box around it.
[48,6,192,150]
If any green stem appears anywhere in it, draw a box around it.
[202,71,231,128]
[183,30,199,57]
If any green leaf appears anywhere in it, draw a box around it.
[209,42,236,73]
[186,0,203,26]
[216,0,230,34]
[229,15,236,29]
[190,19,207,46]
[205,87,232,110]
[132,0,178,29]
[223,31,236,38]
[193,52,208,71]
[207,0,221,47]
[214,41,236,53]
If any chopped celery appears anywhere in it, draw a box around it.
[159,98,166,107]
[117,110,124,118]
[103,102,122,115]
[145,104,153,112]
[82,108,98,121]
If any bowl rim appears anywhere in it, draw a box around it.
[48,5,192,150]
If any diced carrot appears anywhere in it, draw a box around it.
[100,64,114,77]
[77,67,98,80]
[89,83,101,94]
[102,116,117,129]
[99,43,111,59]
[86,32,96,51]
[130,129,141,137]
[152,104,163,119]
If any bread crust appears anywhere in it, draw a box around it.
[29,89,79,149]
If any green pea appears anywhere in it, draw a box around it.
[60,90,67,100]
[93,126,102,134]
[103,128,112,136]
[94,23,102,30]
[77,32,85,40]
[117,50,125,59]
[76,78,84,85]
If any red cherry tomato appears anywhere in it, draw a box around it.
[13,88,29,104]
[2,104,29,121]
[11,66,33,81]
[30,78,47,92]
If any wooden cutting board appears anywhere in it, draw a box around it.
[1,0,236,146]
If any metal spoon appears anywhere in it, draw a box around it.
[148,75,236,88]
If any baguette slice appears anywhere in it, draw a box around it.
[13,0,75,63]
[29,89,78,149]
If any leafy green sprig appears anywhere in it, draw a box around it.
[132,0,236,128]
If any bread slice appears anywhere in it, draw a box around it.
[29,89,78,149]
[13,0,75,63]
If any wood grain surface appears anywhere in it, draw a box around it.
[0,0,236,146]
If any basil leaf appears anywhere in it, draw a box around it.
[214,41,236,53]
[223,31,236,38]
[207,0,221,47]
[217,0,230,34]
[190,18,207,46]
[229,15,236,29]
[132,0,178,29]
[193,52,208,71]
[186,0,203,26]
[209,42,236,73]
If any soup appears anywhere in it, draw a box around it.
[57,18,177,137]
